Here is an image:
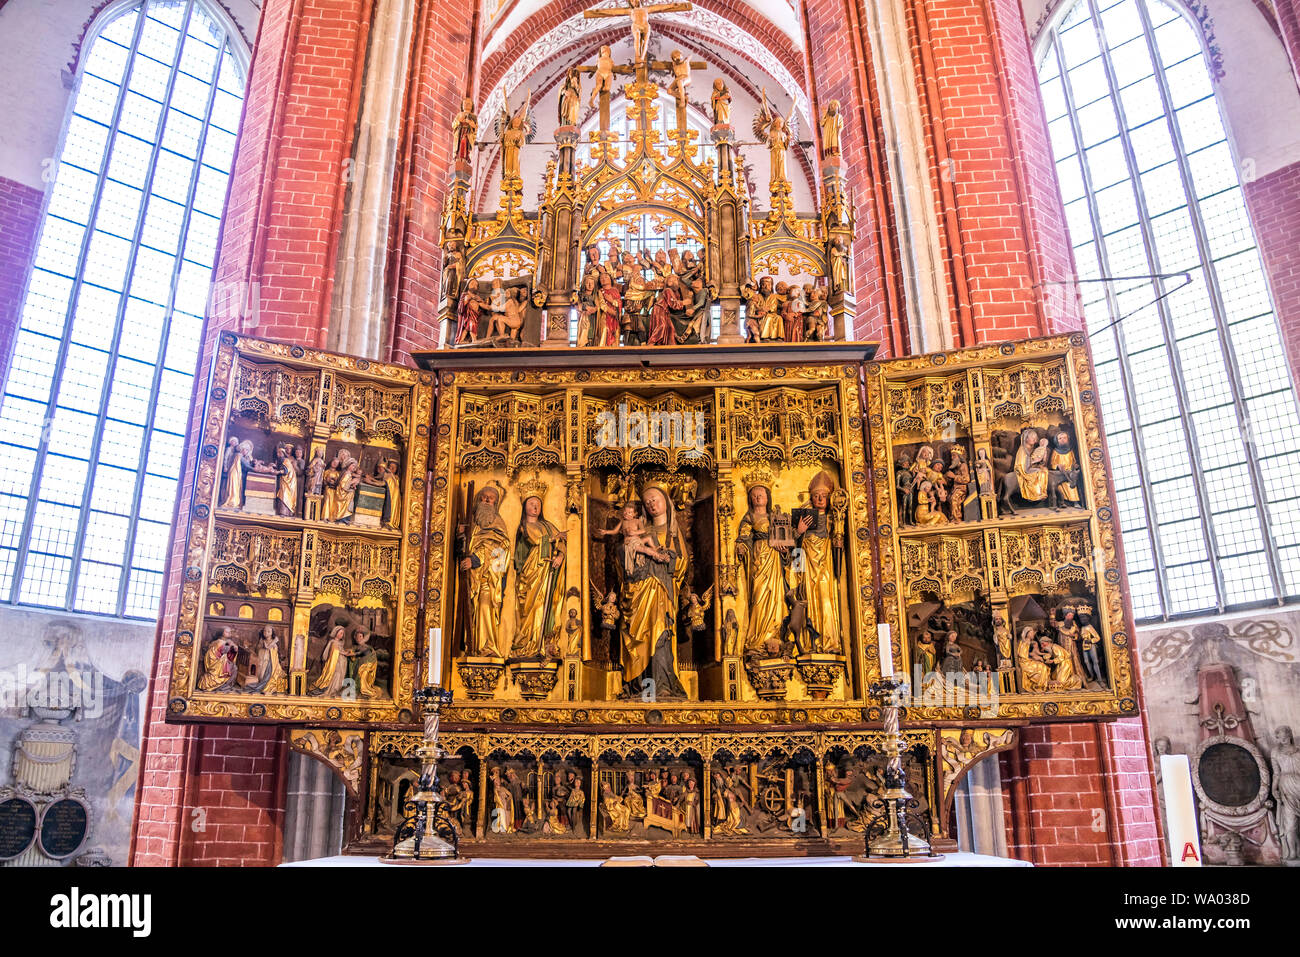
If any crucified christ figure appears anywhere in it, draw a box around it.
[583,0,693,64]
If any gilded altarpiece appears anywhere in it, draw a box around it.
[166,335,1138,854]
[166,335,433,723]
[866,334,1138,721]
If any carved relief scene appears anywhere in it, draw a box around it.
[168,336,432,722]
[871,338,1135,719]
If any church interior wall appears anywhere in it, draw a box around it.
[0,605,154,865]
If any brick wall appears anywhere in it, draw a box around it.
[1245,160,1300,385]
[386,0,477,364]
[906,0,1081,346]
[1002,719,1163,866]
[803,0,903,352]
[0,175,43,388]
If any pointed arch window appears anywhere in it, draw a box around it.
[1037,0,1300,621]
[0,0,247,618]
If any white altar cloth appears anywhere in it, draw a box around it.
[281,851,1029,867]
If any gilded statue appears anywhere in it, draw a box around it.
[306,448,325,497]
[490,767,516,833]
[198,628,238,692]
[740,276,782,342]
[311,624,349,696]
[582,0,694,64]
[793,471,842,654]
[378,457,401,530]
[601,782,631,831]
[243,625,287,694]
[590,45,616,109]
[497,91,533,182]
[736,473,791,655]
[617,487,688,699]
[452,96,477,165]
[1039,634,1082,691]
[753,89,794,190]
[459,483,510,658]
[274,444,302,516]
[829,237,849,294]
[347,628,389,698]
[511,479,567,658]
[1000,427,1049,514]
[820,99,843,158]
[219,438,254,509]
[1046,429,1083,509]
[558,68,581,127]
[1014,626,1049,693]
[710,77,731,126]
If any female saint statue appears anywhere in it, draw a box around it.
[220,440,254,509]
[275,444,300,517]
[558,69,581,127]
[459,484,510,658]
[710,77,731,126]
[618,486,688,699]
[244,625,286,695]
[1014,626,1050,693]
[311,625,348,696]
[511,485,567,659]
[735,477,790,654]
[347,628,389,698]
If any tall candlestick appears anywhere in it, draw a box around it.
[428,627,442,686]
[877,622,894,678]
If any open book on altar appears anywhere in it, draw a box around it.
[600,856,709,867]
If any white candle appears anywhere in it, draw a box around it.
[877,622,894,678]
[427,627,442,687]
[1161,754,1202,866]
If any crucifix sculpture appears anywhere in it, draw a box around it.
[583,0,694,65]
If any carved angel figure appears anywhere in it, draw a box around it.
[496,90,535,182]
[752,88,796,190]
[684,585,713,632]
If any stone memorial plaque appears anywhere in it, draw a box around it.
[38,797,89,859]
[0,797,38,860]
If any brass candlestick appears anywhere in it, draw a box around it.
[385,686,466,863]
[854,677,942,862]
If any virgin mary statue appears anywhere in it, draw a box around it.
[618,484,688,699]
